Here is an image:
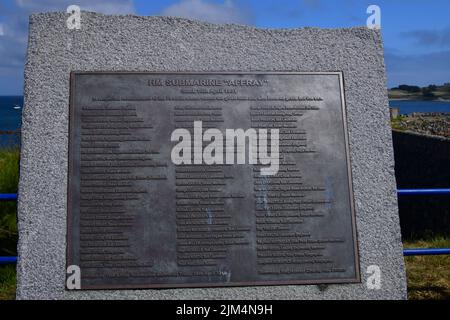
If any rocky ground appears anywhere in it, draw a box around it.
[392,113,450,138]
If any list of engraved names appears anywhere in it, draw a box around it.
[67,72,360,289]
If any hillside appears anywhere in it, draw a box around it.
[389,84,450,101]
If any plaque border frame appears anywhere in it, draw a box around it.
[67,71,361,290]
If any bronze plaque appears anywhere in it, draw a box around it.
[67,72,360,289]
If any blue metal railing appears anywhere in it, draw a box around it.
[0,189,449,263]
[0,256,17,265]
[397,188,450,195]
[0,193,18,201]
[403,248,450,256]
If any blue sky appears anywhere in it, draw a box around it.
[0,0,449,95]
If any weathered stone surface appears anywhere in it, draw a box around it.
[17,12,406,299]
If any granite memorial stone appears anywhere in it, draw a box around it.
[16,12,406,299]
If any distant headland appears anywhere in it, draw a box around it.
[388,83,450,101]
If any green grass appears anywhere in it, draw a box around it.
[404,237,450,300]
[0,148,19,256]
[0,148,20,192]
[0,148,19,300]
[391,115,407,131]
[0,265,16,300]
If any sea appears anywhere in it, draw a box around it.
[0,96,449,147]
[0,96,23,147]
[389,100,450,115]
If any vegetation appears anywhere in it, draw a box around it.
[390,113,450,138]
[0,148,19,256]
[0,147,19,300]
[390,115,407,131]
[396,85,421,93]
[0,265,16,300]
[404,237,450,300]
[389,83,450,100]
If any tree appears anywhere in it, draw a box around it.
[422,87,436,99]
[397,84,421,92]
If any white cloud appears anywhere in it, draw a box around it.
[161,0,251,25]
[0,24,4,36]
